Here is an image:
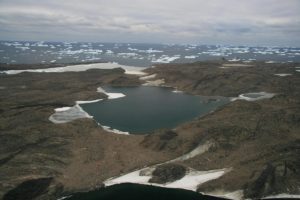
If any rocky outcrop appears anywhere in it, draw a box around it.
[145,61,299,97]
[149,164,187,184]
[3,178,53,200]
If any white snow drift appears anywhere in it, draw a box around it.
[104,141,230,194]
[274,73,292,77]
[97,87,125,99]
[3,63,146,76]
[49,105,92,124]
[231,92,275,101]
[104,167,228,192]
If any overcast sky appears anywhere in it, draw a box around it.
[0,0,299,46]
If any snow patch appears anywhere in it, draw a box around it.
[54,107,72,112]
[165,169,228,191]
[102,125,129,135]
[103,141,225,192]
[97,87,126,99]
[104,167,228,192]
[263,193,300,199]
[222,63,253,67]
[3,63,147,76]
[76,99,103,104]
[139,74,157,80]
[49,105,92,124]
[274,73,292,77]
[142,79,165,86]
[204,190,244,200]
[231,92,275,101]
[169,141,213,162]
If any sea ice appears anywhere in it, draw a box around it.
[184,55,197,59]
[152,55,180,63]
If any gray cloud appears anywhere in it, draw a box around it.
[0,0,299,46]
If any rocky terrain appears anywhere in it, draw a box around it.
[144,61,300,198]
[0,61,299,199]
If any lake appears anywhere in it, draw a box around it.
[80,86,229,134]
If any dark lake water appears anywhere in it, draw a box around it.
[80,86,229,134]
[64,183,226,200]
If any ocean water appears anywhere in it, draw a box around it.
[1,41,300,67]
[80,86,229,134]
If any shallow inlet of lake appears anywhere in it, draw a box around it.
[65,183,226,200]
[80,86,229,134]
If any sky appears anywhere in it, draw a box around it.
[0,0,299,46]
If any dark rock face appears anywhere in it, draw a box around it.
[3,178,53,200]
[149,164,187,184]
[244,140,300,199]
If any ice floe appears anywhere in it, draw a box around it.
[231,92,275,101]
[172,89,183,93]
[2,63,147,76]
[184,55,197,59]
[152,55,180,63]
[138,48,163,53]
